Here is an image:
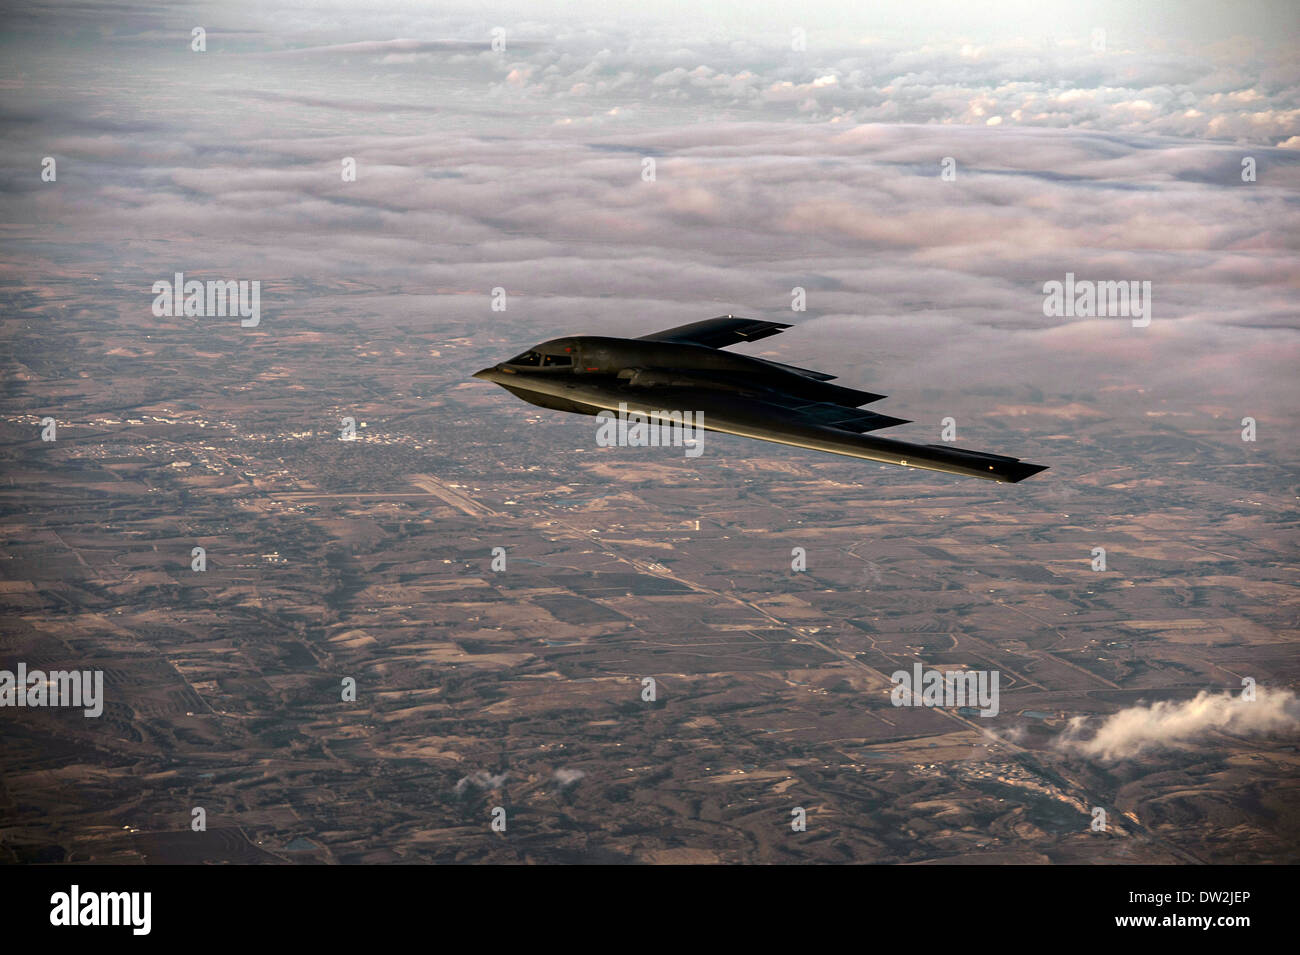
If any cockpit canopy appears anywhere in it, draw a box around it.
[505,340,576,369]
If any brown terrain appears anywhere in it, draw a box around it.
[0,274,1296,864]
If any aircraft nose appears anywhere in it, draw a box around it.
[472,366,497,380]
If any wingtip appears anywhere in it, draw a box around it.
[1005,462,1049,483]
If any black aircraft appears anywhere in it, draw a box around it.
[473,316,1047,483]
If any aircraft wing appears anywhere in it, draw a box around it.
[613,384,1048,483]
[639,315,842,382]
[639,316,791,349]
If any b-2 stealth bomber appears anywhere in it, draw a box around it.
[473,316,1047,482]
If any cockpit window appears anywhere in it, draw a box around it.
[542,354,572,367]
[508,350,541,366]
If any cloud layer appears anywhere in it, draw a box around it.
[2,3,1297,427]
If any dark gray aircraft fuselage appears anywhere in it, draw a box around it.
[473,320,1047,483]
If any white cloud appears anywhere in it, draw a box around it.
[553,768,586,788]
[454,770,508,794]
[1058,689,1300,761]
